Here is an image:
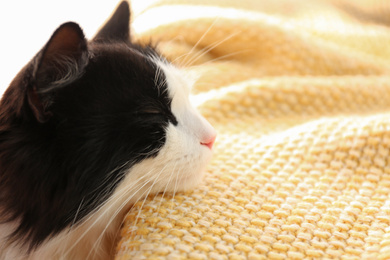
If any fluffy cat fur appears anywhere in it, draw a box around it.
[0,1,216,259]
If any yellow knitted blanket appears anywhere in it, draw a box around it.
[116,0,390,259]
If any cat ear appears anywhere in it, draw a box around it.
[93,1,131,43]
[28,22,88,123]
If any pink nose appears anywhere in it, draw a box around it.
[201,134,217,149]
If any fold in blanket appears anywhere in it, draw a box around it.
[116,0,390,259]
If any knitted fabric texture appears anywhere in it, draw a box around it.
[116,0,390,259]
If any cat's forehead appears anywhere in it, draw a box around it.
[90,42,158,68]
[88,42,189,99]
[86,43,163,92]
[151,56,192,101]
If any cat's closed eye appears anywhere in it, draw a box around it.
[140,108,163,115]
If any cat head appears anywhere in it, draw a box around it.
[0,1,216,251]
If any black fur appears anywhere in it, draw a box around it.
[0,1,176,251]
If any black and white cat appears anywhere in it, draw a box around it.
[0,1,216,259]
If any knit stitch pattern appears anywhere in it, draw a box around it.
[116,0,390,259]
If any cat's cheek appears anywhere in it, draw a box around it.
[161,123,213,191]
[175,155,211,192]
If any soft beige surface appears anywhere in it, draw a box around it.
[116,0,390,259]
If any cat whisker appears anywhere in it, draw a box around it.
[88,161,169,259]
[154,65,163,96]
[156,77,168,94]
[129,164,171,236]
[190,49,252,68]
[84,161,132,207]
[154,65,161,86]
[76,181,148,259]
[182,30,242,68]
[170,162,184,207]
[61,196,86,257]
[63,174,152,257]
[86,190,139,259]
[172,17,220,66]
[61,161,131,237]
[155,161,178,214]
[136,143,164,157]
[70,197,84,230]
[60,167,128,258]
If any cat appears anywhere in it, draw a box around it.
[0,1,216,259]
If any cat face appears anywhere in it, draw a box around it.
[122,58,217,195]
[0,1,215,255]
